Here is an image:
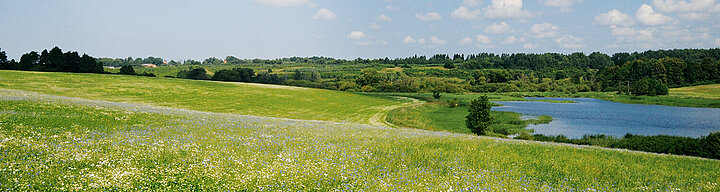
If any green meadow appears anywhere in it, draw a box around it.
[1,70,719,191]
[0,70,404,123]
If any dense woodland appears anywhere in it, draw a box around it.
[2,47,720,96]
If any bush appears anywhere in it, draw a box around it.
[119,65,135,75]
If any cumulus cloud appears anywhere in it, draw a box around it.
[370,23,380,29]
[252,0,316,7]
[476,35,492,44]
[523,43,538,49]
[416,12,442,21]
[347,31,367,39]
[652,0,718,13]
[313,8,336,21]
[483,0,532,18]
[403,36,417,44]
[430,36,447,45]
[417,38,426,44]
[452,6,482,19]
[555,35,585,48]
[636,4,673,25]
[459,37,474,45]
[530,23,561,38]
[679,12,709,20]
[377,14,392,22]
[484,22,512,34]
[595,9,634,26]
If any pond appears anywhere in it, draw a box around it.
[492,97,720,139]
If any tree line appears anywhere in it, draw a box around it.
[0,47,103,73]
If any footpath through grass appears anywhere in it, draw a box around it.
[1,90,718,191]
[0,70,404,123]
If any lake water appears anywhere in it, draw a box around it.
[492,97,720,139]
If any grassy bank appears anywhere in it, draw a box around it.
[1,91,718,191]
[386,102,551,136]
[0,70,404,123]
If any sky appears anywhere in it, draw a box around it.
[1,0,720,61]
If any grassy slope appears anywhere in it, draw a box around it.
[670,84,720,100]
[0,70,404,123]
[1,92,718,191]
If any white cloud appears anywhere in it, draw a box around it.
[347,31,367,39]
[636,4,673,25]
[523,43,538,49]
[484,22,512,34]
[418,38,426,44]
[652,0,718,13]
[476,35,492,44]
[377,14,392,22]
[679,12,709,20]
[430,36,447,45]
[542,0,575,7]
[610,26,654,42]
[386,5,395,11]
[463,0,481,7]
[252,0,316,7]
[416,12,442,21]
[459,37,474,45]
[403,36,417,44]
[610,26,637,36]
[483,0,532,18]
[541,0,577,11]
[451,6,482,20]
[313,8,336,21]
[715,38,720,46]
[371,23,380,29]
[530,23,560,38]
[502,36,518,44]
[595,9,634,26]
[555,35,585,48]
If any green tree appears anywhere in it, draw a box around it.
[119,65,135,75]
[466,96,493,135]
[631,78,668,96]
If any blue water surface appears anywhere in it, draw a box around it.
[492,97,720,139]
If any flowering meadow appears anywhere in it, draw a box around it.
[1,89,718,191]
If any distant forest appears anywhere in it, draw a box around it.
[1,47,719,95]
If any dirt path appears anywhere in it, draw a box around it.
[367,96,425,127]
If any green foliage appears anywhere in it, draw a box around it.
[432,91,441,100]
[466,96,493,135]
[177,66,209,80]
[0,46,103,73]
[631,78,668,96]
[119,65,136,75]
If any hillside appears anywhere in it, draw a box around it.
[1,89,718,191]
[0,70,404,123]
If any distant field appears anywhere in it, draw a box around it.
[671,84,720,100]
[0,70,404,123]
[1,90,718,191]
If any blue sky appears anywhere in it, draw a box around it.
[1,0,719,61]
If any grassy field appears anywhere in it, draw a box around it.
[670,84,720,100]
[0,70,404,123]
[1,90,719,191]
